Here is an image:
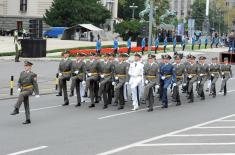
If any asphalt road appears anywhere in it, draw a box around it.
[0,51,235,155]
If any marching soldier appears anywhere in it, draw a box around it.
[160,54,176,109]
[197,56,209,100]
[219,57,233,96]
[158,55,165,101]
[143,54,159,112]
[112,53,129,110]
[85,53,101,108]
[128,53,144,111]
[57,51,72,106]
[98,54,114,109]
[172,54,185,106]
[182,54,191,93]
[10,61,39,124]
[209,57,221,97]
[186,55,199,103]
[70,53,86,107]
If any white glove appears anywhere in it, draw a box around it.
[161,76,166,80]
[115,76,119,80]
[88,73,92,77]
[145,80,149,84]
[155,85,160,89]
[35,95,40,98]
[197,81,201,84]
[222,72,224,75]
[173,83,177,87]
[59,73,62,76]
[17,88,21,92]
[200,74,204,77]
[101,74,105,78]
[125,82,129,85]
[112,82,116,86]
[74,71,79,74]
[183,83,187,86]
[211,73,214,77]
[188,75,192,78]
[82,81,86,86]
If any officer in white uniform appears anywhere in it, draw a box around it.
[128,53,144,110]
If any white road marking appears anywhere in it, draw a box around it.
[96,113,235,155]
[98,105,162,120]
[136,143,235,147]
[166,153,235,155]
[6,146,48,155]
[196,126,235,129]
[218,120,235,122]
[169,134,235,137]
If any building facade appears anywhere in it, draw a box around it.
[0,0,119,32]
[0,0,53,31]
[169,0,195,23]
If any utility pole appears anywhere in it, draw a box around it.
[129,3,138,20]
[148,0,154,53]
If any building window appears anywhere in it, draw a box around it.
[20,0,27,12]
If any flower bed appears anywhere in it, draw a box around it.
[69,46,164,56]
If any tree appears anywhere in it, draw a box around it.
[44,0,111,27]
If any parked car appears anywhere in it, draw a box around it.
[43,27,66,38]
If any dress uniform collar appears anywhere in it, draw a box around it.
[64,58,68,61]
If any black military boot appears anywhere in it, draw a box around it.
[89,104,95,108]
[22,119,31,125]
[75,103,81,107]
[147,108,153,112]
[103,105,108,109]
[69,91,74,97]
[10,108,19,115]
[176,101,181,106]
[83,92,88,97]
[62,100,69,106]
[117,106,124,110]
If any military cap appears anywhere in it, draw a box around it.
[190,55,196,60]
[161,55,165,59]
[163,54,171,59]
[148,54,156,59]
[24,61,33,66]
[199,56,206,60]
[186,54,192,59]
[224,57,229,61]
[120,53,129,57]
[174,55,181,60]
[134,53,142,58]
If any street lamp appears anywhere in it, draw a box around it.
[129,3,138,20]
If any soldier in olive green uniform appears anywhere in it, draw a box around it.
[219,57,233,96]
[10,61,39,124]
[197,56,209,100]
[209,57,221,97]
[85,53,101,108]
[186,55,199,103]
[172,54,186,106]
[112,53,129,110]
[57,51,72,106]
[70,53,86,107]
[98,54,115,109]
[182,54,192,94]
[143,54,159,112]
